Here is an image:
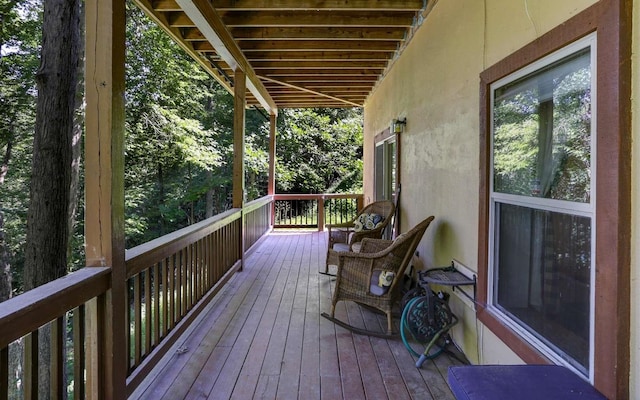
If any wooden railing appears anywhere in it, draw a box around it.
[0,195,276,399]
[273,193,363,230]
[0,267,111,399]
[243,195,273,251]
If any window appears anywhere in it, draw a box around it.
[488,34,596,377]
[375,135,397,203]
[375,129,399,238]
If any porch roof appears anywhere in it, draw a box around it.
[134,0,435,111]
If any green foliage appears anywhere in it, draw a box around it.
[0,0,41,294]
[276,108,363,194]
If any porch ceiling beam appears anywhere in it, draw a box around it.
[215,0,424,10]
[229,26,407,40]
[275,75,379,82]
[168,11,415,28]
[250,60,389,69]
[245,51,393,61]
[218,11,417,27]
[260,86,372,93]
[154,0,424,11]
[192,40,398,52]
[241,68,384,76]
[182,27,407,41]
[175,0,278,115]
[240,40,399,52]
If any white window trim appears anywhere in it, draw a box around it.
[486,32,597,381]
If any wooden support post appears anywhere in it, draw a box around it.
[268,113,276,196]
[233,69,246,268]
[268,113,277,226]
[318,196,325,232]
[85,0,127,398]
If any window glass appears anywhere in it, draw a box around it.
[494,203,591,373]
[493,49,591,203]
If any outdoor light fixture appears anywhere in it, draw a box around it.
[392,118,406,134]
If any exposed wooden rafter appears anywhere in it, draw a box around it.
[139,0,435,108]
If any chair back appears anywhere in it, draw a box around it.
[356,200,395,240]
[384,216,435,297]
[360,200,395,221]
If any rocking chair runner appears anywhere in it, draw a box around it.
[323,200,395,275]
[321,216,435,337]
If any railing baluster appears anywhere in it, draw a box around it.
[51,316,64,399]
[153,262,160,347]
[173,253,180,324]
[193,241,199,302]
[144,269,152,356]
[199,238,204,299]
[73,305,85,400]
[1,346,7,400]
[206,233,212,290]
[186,244,192,311]
[24,330,38,400]
[126,279,132,370]
[162,257,169,335]
[181,249,187,317]
[134,273,142,366]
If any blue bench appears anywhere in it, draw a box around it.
[447,365,607,400]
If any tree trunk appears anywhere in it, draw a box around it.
[22,0,80,397]
[0,211,11,302]
[0,130,13,302]
[24,0,80,290]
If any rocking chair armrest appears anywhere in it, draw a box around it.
[326,221,356,230]
[350,227,384,243]
[359,238,394,253]
[334,254,377,292]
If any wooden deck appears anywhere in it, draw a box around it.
[130,230,464,400]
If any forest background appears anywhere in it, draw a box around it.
[0,0,363,300]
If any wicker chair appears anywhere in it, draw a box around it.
[321,216,435,337]
[323,200,395,275]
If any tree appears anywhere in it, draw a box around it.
[276,108,363,194]
[23,0,80,288]
[21,0,80,395]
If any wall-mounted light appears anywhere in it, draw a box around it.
[392,118,406,134]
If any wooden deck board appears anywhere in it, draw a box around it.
[131,231,464,400]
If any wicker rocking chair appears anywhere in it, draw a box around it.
[322,200,395,276]
[321,216,435,337]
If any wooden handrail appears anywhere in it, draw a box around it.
[125,208,241,278]
[243,194,274,214]
[0,267,111,348]
[273,193,363,200]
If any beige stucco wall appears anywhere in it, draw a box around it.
[631,0,639,398]
[363,0,604,369]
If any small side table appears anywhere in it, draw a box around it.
[418,263,477,307]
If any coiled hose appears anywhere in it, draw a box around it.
[400,293,458,367]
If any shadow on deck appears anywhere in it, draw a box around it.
[130,230,464,399]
